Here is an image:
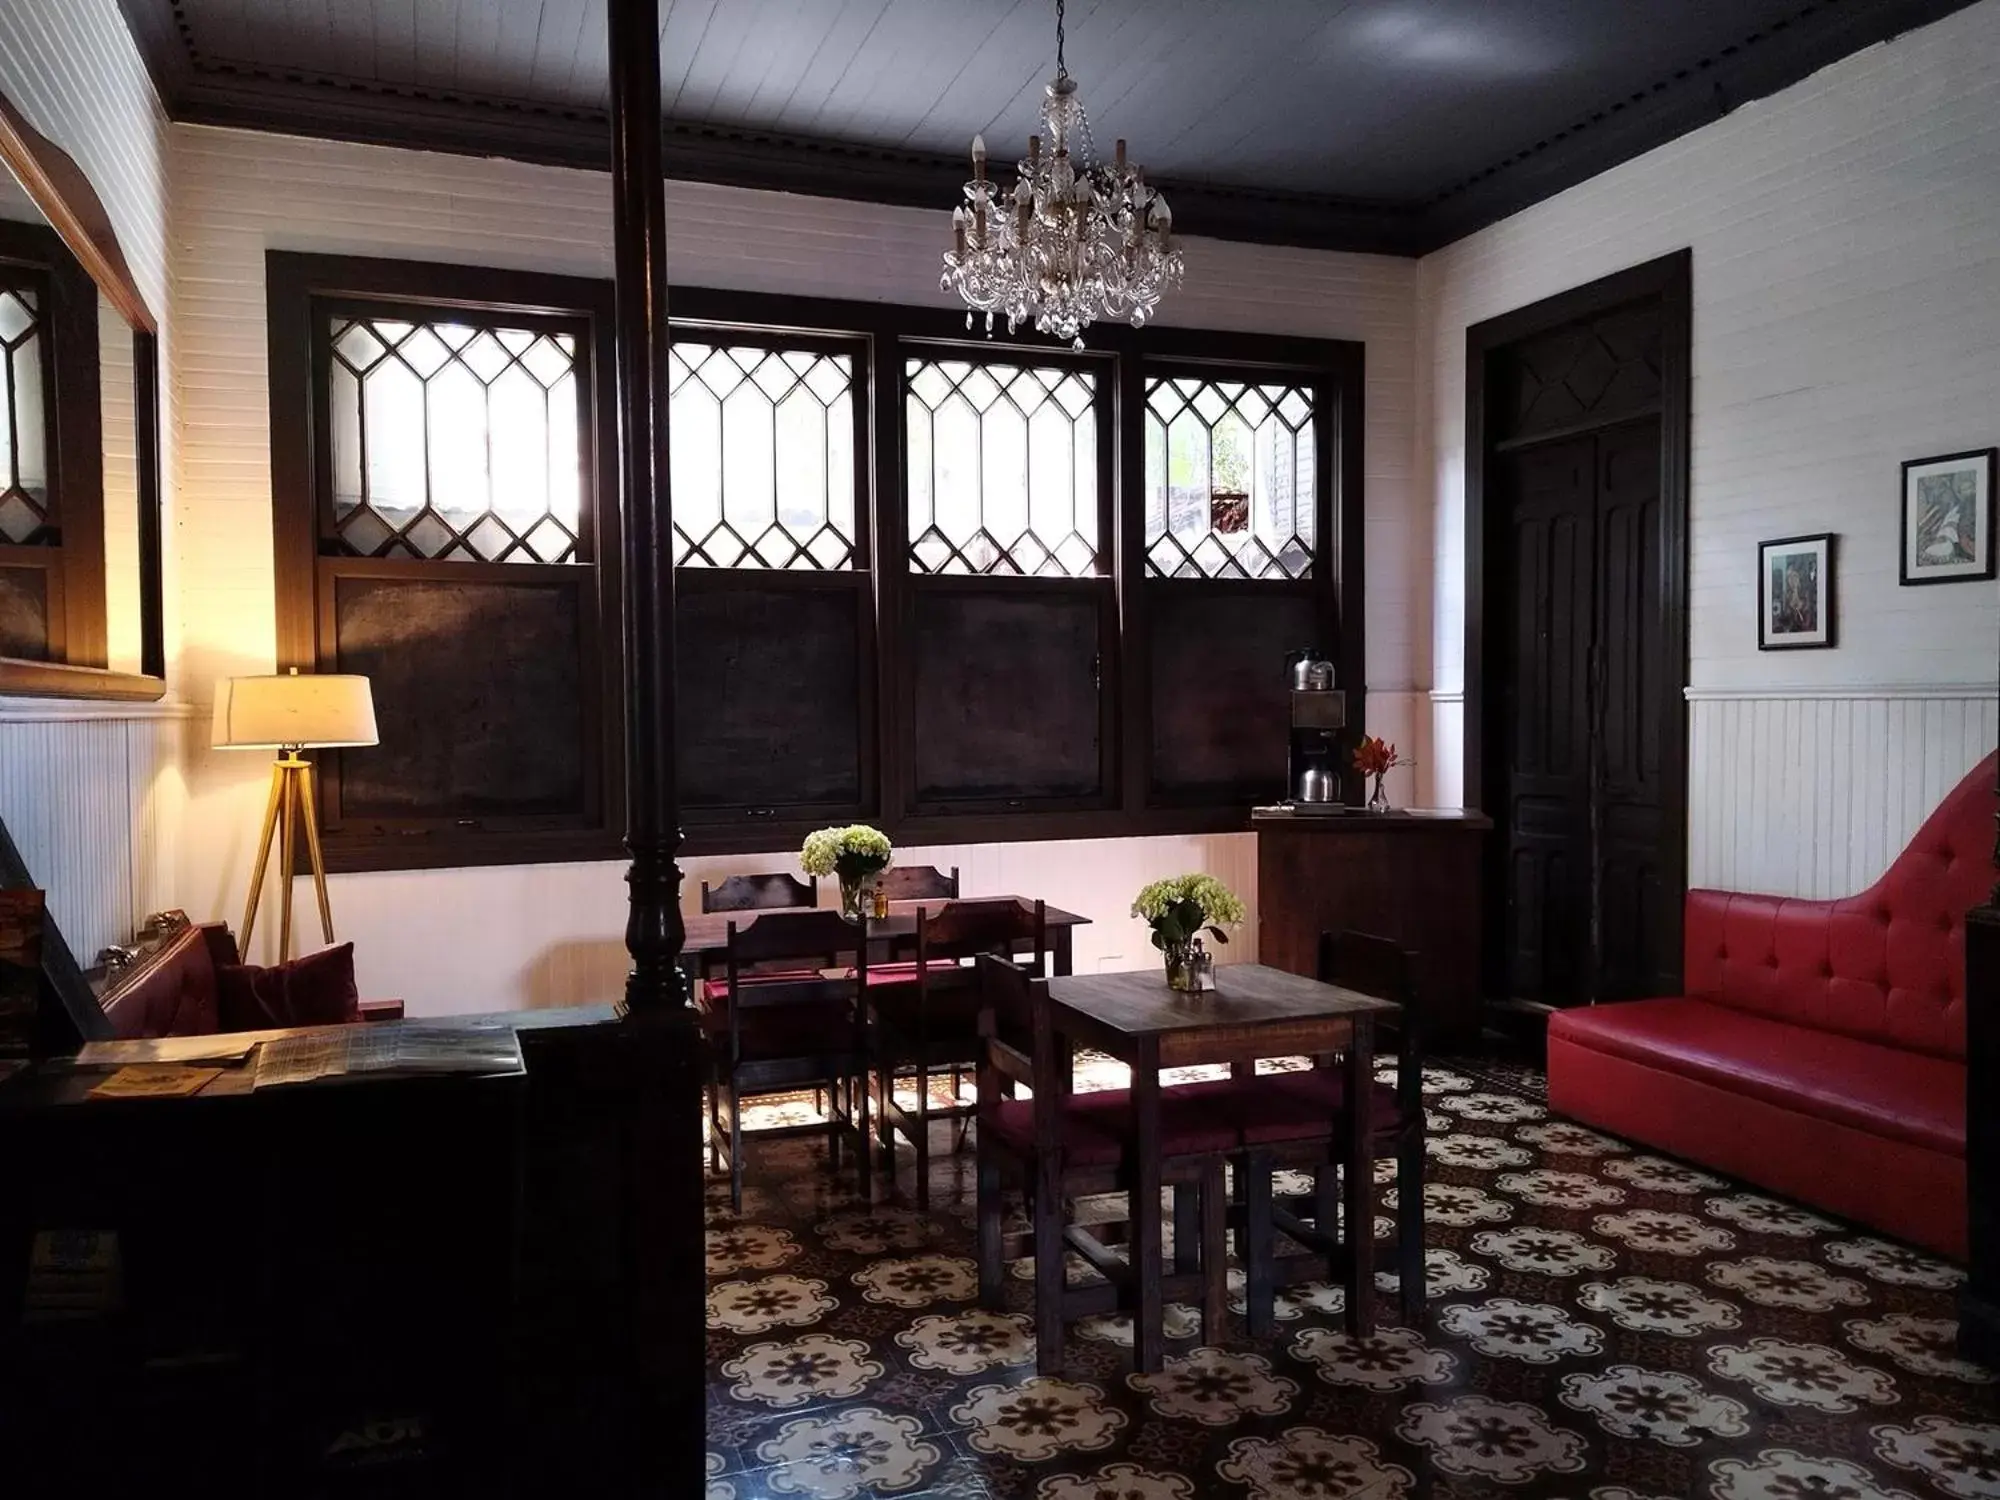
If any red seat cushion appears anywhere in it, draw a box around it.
[1183,1072,1407,1146]
[865,960,966,986]
[1550,996,1964,1156]
[987,1085,1239,1166]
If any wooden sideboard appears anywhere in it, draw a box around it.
[1964,906,1999,1364]
[1253,807,1493,1050]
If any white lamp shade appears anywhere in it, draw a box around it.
[212,672,379,750]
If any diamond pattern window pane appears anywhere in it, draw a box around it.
[670,341,856,569]
[1143,376,1316,579]
[0,278,52,545]
[326,313,584,563]
[905,358,1101,577]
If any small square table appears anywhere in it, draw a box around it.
[1044,962,1399,1370]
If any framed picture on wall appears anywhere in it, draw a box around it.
[1900,448,1996,585]
[1759,532,1836,650]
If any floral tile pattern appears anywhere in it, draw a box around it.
[704,1058,1997,1500]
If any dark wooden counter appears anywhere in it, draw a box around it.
[1253,806,1493,1049]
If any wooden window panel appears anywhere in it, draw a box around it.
[1146,585,1320,805]
[677,571,872,823]
[908,580,1114,812]
[318,566,599,830]
[0,553,59,659]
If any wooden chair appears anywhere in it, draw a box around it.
[974,954,1232,1373]
[700,909,871,1212]
[1225,930,1426,1329]
[700,871,818,913]
[870,899,1045,1208]
[875,864,959,901]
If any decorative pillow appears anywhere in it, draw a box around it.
[215,943,360,1031]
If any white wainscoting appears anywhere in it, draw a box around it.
[1687,684,1998,900]
[0,700,190,963]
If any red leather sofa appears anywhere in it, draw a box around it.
[1549,753,1995,1259]
[100,912,402,1038]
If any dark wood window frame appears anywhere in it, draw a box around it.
[268,252,626,872]
[270,264,1365,869]
[0,217,104,671]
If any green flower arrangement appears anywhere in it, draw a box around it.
[801,824,893,880]
[1132,873,1244,990]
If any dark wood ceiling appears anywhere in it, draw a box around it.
[116,0,1978,253]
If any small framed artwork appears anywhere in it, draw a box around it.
[1901,448,1996,585]
[1759,532,1836,650]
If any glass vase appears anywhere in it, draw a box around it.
[1367,773,1390,814]
[1163,941,1197,992]
[838,873,876,923]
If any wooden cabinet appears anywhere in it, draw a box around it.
[1254,809,1492,1050]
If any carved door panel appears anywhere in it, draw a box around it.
[1497,436,1596,1005]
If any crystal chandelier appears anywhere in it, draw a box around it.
[940,0,1185,348]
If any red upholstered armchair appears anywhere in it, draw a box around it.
[1548,752,1995,1259]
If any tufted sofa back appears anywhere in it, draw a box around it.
[1682,752,1996,1061]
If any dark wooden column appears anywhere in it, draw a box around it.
[609,0,690,1015]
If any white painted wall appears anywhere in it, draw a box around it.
[1415,0,2000,896]
[168,124,1417,1010]
[0,0,182,960]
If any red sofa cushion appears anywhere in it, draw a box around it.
[1682,751,1994,1060]
[216,943,360,1031]
[1550,996,1964,1157]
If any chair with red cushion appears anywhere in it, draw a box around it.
[871,899,1045,1208]
[701,909,870,1211]
[974,953,1232,1373]
[1211,931,1427,1329]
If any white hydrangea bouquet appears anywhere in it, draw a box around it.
[801,824,893,922]
[1132,873,1246,991]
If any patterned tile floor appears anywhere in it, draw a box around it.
[704,1059,1999,1500]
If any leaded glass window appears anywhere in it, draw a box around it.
[669,340,857,568]
[1143,376,1316,579]
[0,277,51,545]
[905,357,1101,577]
[327,314,584,563]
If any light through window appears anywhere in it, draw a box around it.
[1143,376,1315,579]
[328,314,583,563]
[669,341,857,569]
[905,357,1100,577]
[0,279,50,545]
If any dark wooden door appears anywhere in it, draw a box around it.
[1495,417,1671,1006]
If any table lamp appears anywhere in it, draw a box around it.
[212,668,377,962]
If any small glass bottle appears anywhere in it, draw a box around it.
[871,885,891,920]
[1190,938,1215,993]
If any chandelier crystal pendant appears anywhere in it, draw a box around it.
[940,0,1185,348]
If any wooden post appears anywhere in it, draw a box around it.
[609,0,690,1016]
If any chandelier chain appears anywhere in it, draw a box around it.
[1055,0,1067,83]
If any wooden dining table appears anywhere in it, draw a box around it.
[678,896,1092,976]
[1044,962,1400,1371]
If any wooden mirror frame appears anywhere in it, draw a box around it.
[0,90,164,701]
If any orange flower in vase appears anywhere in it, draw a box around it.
[1353,735,1409,813]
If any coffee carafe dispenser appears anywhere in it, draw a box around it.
[1285,650,1346,803]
